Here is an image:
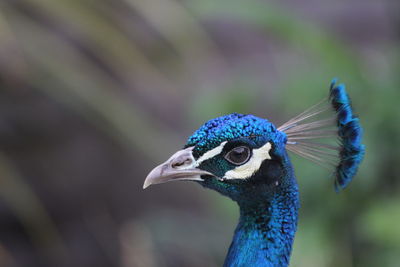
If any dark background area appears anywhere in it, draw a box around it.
[0,0,399,266]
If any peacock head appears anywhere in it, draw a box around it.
[143,113,293,201]
[144,80,365,196]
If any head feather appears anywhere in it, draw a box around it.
[279,79,365,190]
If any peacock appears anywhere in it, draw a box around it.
[143,79,365,267]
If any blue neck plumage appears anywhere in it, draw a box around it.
[223,157,299,267]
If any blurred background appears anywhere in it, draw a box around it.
[0,0,399,266]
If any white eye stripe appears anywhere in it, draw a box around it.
[196,141,227,166]
[223,142,272,180]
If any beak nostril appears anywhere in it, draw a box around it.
[172,158,193,169]
[172,161,183,167]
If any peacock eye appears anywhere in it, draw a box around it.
[225,146,251,165]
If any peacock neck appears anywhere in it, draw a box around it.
[223,178,299,267]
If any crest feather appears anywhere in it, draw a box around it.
[278,79,365,191]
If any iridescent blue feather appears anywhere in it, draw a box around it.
[279,79,365,191]
[329,79,365,190]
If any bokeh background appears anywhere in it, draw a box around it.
[0,0,399,266]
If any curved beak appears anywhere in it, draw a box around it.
[143,147,214,189]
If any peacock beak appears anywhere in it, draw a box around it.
[143,147,214,189]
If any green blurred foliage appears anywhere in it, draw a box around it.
[0,0,399,266]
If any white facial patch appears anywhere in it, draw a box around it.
[196,141,227,166]
[223,142,272,180]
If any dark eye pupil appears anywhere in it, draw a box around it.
[225,146,250,165]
